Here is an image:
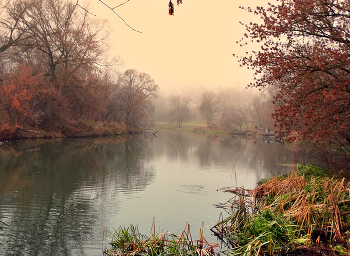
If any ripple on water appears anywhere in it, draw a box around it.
[176,185,218,195]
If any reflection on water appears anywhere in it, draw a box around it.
[0,131,311,255]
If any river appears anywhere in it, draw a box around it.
[0,130,313,255]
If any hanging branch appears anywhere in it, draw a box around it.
[97,0,141,33]
[75,0,184,32]
[74,0,141,33]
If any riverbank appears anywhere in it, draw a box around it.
[153,122,253,136]
[106,164,350,255]
[214,164,350,255]
[0,121,228,141]
[0,121,133,141]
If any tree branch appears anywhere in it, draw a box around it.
[112,0,131,10]
[97,0,141,33]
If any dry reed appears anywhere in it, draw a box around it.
[105,221,219,256]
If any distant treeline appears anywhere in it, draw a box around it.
[154,89,274,132]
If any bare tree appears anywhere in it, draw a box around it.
[198,91,220,127]
[250,93,274,129]
[220,106,249,133]
[169,96,191,128]
[0,0,33,55]
[116,69,158,129]
[18,0,109,78]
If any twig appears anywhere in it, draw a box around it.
[77,3,96,16]
[97,0,142,33]
[112,0,131,9]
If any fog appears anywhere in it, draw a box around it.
[87,0,272,94]
[82,0,275,127]
[153,85,274,129]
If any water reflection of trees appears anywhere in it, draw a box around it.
[0,136,155,255]
[194,135,314,183]
[196,135,223,167]
[217,136,313,179]
[159,131,312,180]
[164,131,192,161]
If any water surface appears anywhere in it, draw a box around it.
[0,131,310,255]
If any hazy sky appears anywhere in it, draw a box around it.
[88,0,268,95]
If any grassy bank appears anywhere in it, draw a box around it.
[212,164,350,255]
[105,164,350,255]
[153,122,237,136]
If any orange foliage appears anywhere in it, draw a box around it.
[0,62,43,126]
